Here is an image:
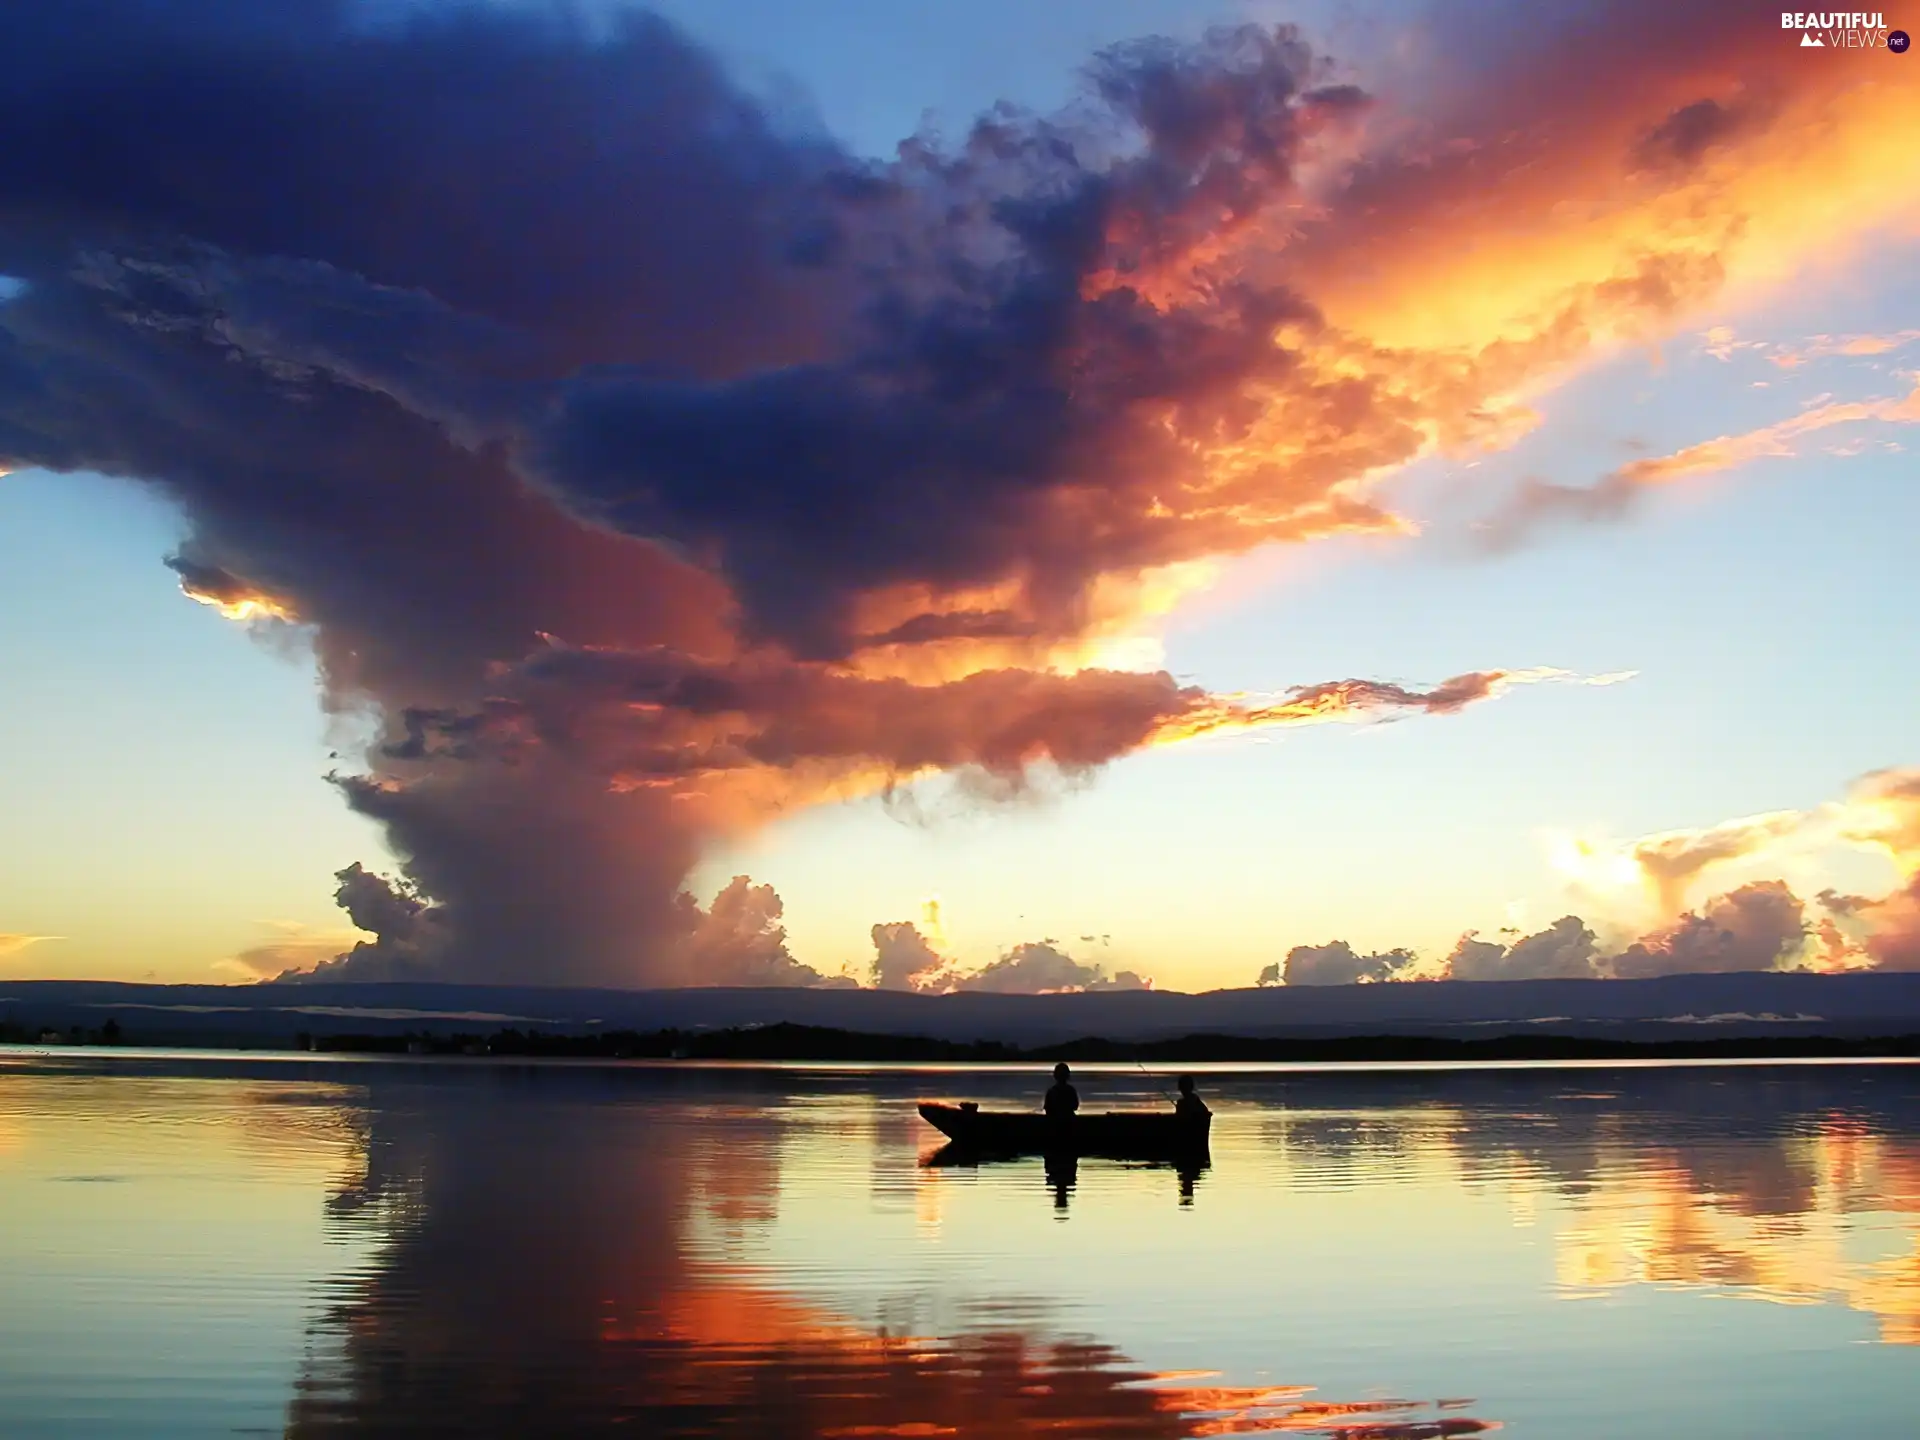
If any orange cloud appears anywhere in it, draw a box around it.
[216,921,385,981]
[1828,768,1920,970]
[1833,331,1920,357]
[168,554,298,625]
[1839,767,1920,873]
[610,1280,1498,1438]
[1547,808,1813,922]
[1611,879,1808,978]
[1765,329,1920,367]
[0,933,61,960]
[1292,8,1920,358]
[392,646,1597,803]
[13,4,1913,988]
[1523,768,1920,974]
[1309,766,1920,983]
[1491,382,1920,540]
[1622,387,1920,485]
[1625,811,1812,916]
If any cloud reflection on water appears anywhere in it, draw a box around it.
[1253,1068,1920,1345]
[1553,1115,1920,1343]
[283,1071,1496,1438]
[12,1058,1920,1435]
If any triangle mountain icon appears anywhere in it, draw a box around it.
[1800,31,1825,45]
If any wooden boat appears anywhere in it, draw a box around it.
[917,1101,1210,1160]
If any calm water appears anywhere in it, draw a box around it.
[3,1053,1918,1437]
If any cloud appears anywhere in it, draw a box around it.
[1279,762,1920,983]
[217,921,367,980]
[166,554,296,623]
[869,910,1148,995]
[1299,883,1807,985]
[667,876,853,988]
[275,864,454,983]
[1828,768,1920,971]
[1491,384,1920,543]
[1847,886,1920,973]
[1623,811,1810,916]
[3,1,1910,986]
[870,921,952,992]
[1548,807,1817,922]
[1630,97,1761,172]
[952,939,1150,994]
[1831,332,1920,358]
[385,643,1557,796]
[279,853,844,987]
[1282,940,1414,986]
[1444,916,1601,981]
[1609,880,1807,979]
[1839,767,1920,866]
[0,933,61,960]
[1767,330,1920,367]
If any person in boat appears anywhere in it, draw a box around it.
[1044,1062,1079,1119]
[1174,1074,1210,1122]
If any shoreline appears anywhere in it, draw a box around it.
[6,1020,1920,1068]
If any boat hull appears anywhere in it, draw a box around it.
[917,1102,1210,1160]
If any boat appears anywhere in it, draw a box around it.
[917,1101,1210,1161]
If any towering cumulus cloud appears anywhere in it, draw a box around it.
[1,2,1908,984]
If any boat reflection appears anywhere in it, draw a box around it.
[921,1139,1208,1214]
[284,1070,1488,1437]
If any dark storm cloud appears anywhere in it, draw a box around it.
[163,553,265,611]
[1632,97,1760,171]
[380,644,1533,787]
[0,1,838,370]
[0,1,845,984]
[295,861,451,983]
[518,34,1353,658]
[32,19,1367,660]
[0,2,1572,986]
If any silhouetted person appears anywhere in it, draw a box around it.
[1044,1062,1079,1119]
[1174,1075,1210,1122]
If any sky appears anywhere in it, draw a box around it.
[0,0,1916,991]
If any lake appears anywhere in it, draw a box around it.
[2,1052,1917,1437]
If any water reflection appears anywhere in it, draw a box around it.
[1551,1113,1920,1343]
[283,1069,1491,1437]
[1257,1067,1920,1345]
[8,1057,1920,1438]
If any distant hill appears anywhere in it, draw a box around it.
[4,971,1920,1049]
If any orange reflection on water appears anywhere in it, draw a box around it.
[609,1273,1497,1438]
[1555,1119,1920,1343]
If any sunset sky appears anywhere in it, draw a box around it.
[1,0,1916,990]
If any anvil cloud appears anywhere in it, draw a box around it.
[0,1,1908,985]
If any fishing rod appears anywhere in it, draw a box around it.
[1134,1054,1176,1105]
